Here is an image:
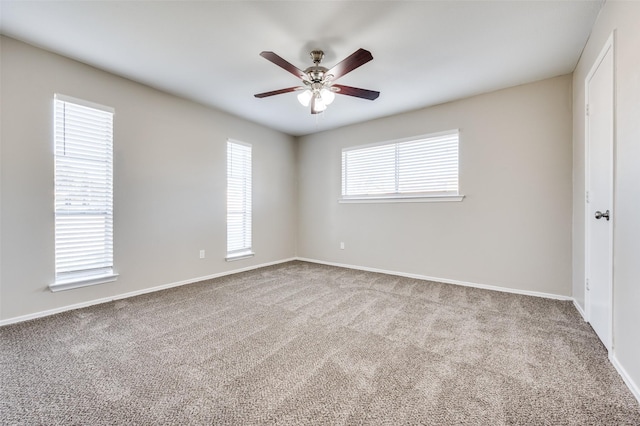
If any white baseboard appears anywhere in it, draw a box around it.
[573,298,588,321]
[0,256,575,323]
[295,257,573,301]
[3,256,637,405]
[610,353,640,404]
[296,258,640,403]
[0,257,297,327]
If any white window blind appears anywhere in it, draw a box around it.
[54,94,115,285]
[342,130,459,199]
[227,140,252,259]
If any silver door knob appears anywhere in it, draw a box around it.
[595,210,610,221]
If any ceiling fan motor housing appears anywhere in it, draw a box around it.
[303,50,331,83]
[305,50,328,83]
[305,67,328,83]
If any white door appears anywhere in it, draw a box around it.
[585,36,614,351]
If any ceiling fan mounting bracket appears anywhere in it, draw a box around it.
[310,50,324,64]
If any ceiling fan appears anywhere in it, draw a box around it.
[254,48,380,114]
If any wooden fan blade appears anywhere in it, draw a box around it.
[327,48,373,80]
[333,84,380,100]
[254,87,300,98]
[260,51,306,79]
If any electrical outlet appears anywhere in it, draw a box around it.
[199,250,205,259]
[340,242,345,250]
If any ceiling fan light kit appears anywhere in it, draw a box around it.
[255,48,380,114]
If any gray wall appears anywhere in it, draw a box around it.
[298,75,573,296]
[572,0,640,398]
[0,36,298,320]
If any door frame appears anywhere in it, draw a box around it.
[584,31,615,351]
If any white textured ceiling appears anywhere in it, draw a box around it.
[0,1,603,136]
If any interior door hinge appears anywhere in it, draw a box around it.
[586,104,590,116]
[586,278,590,291]
[586,191,589,203]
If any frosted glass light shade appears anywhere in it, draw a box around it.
[297,90,312,107]
[313,94,326,112]
[321,88,335,105]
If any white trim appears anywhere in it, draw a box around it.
[341,130,460,200]
[610,353,640,404]
[227,138,252,148]
[584,31,615,352]
[342,129,460,152]
[226,139,252,257]
[50,273,119,292]
[573,298,587,321]
[54,93,114,114]
[225,252,255,262]
[0,257,295,327]
[4,256,635,405]
[1,256,574,327]
[295,257,572,301]
[339,194,465,203]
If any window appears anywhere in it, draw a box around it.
[52,94,117,291]
[226,140,253,260]
[341,130,463,202]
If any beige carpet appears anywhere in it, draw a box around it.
[1,261,639,425]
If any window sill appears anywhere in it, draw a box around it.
[225,252,255,262]
[50,273,119,292]
[339,194,465,204]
